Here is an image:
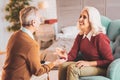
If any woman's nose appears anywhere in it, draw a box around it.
[79,18,83,23]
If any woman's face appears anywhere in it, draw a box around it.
[78,10,91,34]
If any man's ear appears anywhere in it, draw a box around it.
[31,20,35,27]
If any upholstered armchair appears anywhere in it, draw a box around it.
[79,16,120,80]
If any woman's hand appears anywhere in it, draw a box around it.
[76,60,97,68]
[54,47,68,60]
[76,61,91,68]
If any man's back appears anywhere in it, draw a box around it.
[2,30,39,80]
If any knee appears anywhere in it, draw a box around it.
[59,62,73,69]
[59,62,67,69]
[67,64,77,73]
[68,64,75,69]
[59,62,70,72]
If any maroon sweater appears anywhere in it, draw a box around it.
[68,33,114,68]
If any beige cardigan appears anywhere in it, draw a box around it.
[2,30,54,80]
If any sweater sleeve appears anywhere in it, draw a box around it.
[27,44,54,76]
[68,34,81,61]
[96,33,114,68]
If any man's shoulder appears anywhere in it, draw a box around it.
[13,30,37,46]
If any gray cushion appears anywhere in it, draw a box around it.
[80,76,110,80]
[114,46,120,59]
[113,35,120,59]
[110,41,114,53]
[107,20,120,41]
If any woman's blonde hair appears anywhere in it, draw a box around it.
[77,6,106,35]
[19,6,39,27]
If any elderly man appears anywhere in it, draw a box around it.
[1,6,66,80]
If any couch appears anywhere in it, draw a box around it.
[79,16,120,80]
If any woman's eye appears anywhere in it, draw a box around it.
[83,15,87,19]
[79,15,82,18]
[79,15,87,19]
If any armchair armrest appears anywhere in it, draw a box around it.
[106,58,120,80]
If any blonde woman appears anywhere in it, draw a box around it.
[57,6,114,80]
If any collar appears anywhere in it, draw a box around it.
[21,27,34,40]
[82,31,94,41]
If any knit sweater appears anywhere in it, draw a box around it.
[68,33,114,68]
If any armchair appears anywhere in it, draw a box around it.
[79,16,120,80]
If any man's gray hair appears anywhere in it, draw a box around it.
[19,6,39,27]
